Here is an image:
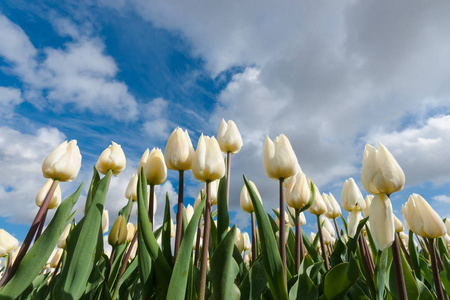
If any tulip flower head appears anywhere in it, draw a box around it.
[263,134,298,180]
[240,180,262,213]
[49,248,63,268]
[323,192,341,219]
[341,178,366,212]
[144,148,167,185]
[108,215,128,247]
[402,193,446,239]
[125,174,138,202]
[192,134,225,182]
[347,210,363,238]
[320,215,335,237]
[361,142,405,195]
[393,214,404,233]
[164,127,195,171]
[137,149,150,174]
[36,179,62,209]
[96,141,126,176]
[361,195,373,218]
[242,232,251,251]
[126,223,135,242]
[217,119,243,154]
[285,172,310,210]
[235,228,245,253]
[102,210,109,234]
[307,182,327,216]
[42,140,82,182]
[370,194,395,250]
[57,224,71,249]
[0,229,19,257]
[185,204,194,223]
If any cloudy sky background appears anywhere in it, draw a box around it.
[1,0,450,242]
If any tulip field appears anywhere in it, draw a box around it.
[1,120,450,300]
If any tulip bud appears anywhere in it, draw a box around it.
[36,179,62,209]
[170,219,175,238]
[361,142,405,195]
[243,253,250,268]
[240,180,262,213]
[217,119,243,154]
[370,194,395,250]
[445,219,450,234]
[144,148,167,185]
[126,223,135,242]
[341,178,366,212]
[57,224,71,249]
[42,140,82,182]
[320,215,335,237]
[0,229,19,257]
[285,172,310,210]
[322,227,334,245]
[108,215,128,247]
[209,180,220,205]
[164,127,195,171]
[125,174,138,202]
[298,212,306,226]
[361,195,373,218]
[96,141,126,176]
[235,228,245,253]
[307,182,327,216]
[323,192,341,219]
[102,210,109,234]
[185,204,194,223]
[128,241,138,261]
[263,134,298,180]
[138,149,150,174]
[242,232,251,251]
[402,193,446,239]
[445,234,450,249]
[310,232,316,244]
[347,210,363,238]
[192,134,225,182]
[393,214,404,233]
[49,248,63,268]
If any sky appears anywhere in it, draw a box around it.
[1,0,450,244]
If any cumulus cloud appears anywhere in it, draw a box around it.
[0,87,23,118]
[433,195,450,204]
[0,13,138,120]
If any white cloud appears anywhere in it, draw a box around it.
[0,87,23,118]
[141,98,171,139]
[433,195,450,204]
[0,14,138,120]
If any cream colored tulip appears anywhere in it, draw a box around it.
[307,182,327,216]
[36,179,61,209]
[102,210,109,234]
[185,204,194,223]
[57,224,71,249]
[240,180,262,213]
[127,223,135,242]
[242,232,251,251]
[42,140,82,182]
[137,149,150,174]
[235,228,245,253]
[323,192,341,219]
[322,227,334,245]
[370,194,395,250]
[445,219,450,234]
[164,127,195,171]
[108,215,128,247]
[125,174,138,202]
[361,195,373,218]
[361,143,405,195]
[402,193,446,239]
[170,219,175,238]
[0,229,19,257]
[347,210,362,238]
[341,178,366,212]
[285,172,310,210]
[263,134,298,180]
[144,148,167,185]
[217,119,243,154]
[96,141,126,176]
[192,134,225,182]
[49,248,63,268]
[320,215,335,237]
[394,215,404,233]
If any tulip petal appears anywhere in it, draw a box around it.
[369,194,395,251]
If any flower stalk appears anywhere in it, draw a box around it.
[279,178,287,283]
[198,181,211,300]
[251,212,257,264]
[391,234,407,300]
[316,215,329,270]
[427,238,445,300]
[174,170,184,260]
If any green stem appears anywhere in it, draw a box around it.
[251,212,257,264]
[174,170,184,261]
[226,152,231,209]
[279,179,286,284]
[148,184,155,225]
[198,181,211,300]
[317,215,329,270]
[333,218,341,239]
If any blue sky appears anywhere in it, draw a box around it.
[1,0,450,244]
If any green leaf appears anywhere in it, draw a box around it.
[387,245,419,300]
[374,249,388,300]
[53,172,110,300]
[243,175,288,300]
[330,238,347,267]
[166,196,205,300]
[289,270,318,300]
[239,257,267,300]
[119,197,133,220]
[211,226,241,300]
[439,254,450,294]
[84,167,100,215]
[323,255,360,300]
[136,170,172,298]
[216,176,229,245]
[408,230,423,281]
[346,217,369,260]
[0,182,83,300]
[162,193,174,267]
